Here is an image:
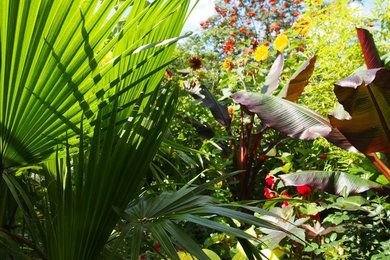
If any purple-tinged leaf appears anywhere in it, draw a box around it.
[329,68,390,154]
[231,91,357,151]
[262,51,284,95]
[186,83,231,128]
[280,171,389,195]
[279,55,317,102]
[356,28,383,69]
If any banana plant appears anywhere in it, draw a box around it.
[328,28,390,181]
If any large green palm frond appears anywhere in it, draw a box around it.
[0,0,190,168]
[114,175,288,260]
[4,81,180,259]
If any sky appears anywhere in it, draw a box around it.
[182,0,215,33]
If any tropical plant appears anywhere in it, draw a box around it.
[232,27,390,182]
[114,174,285,259]
[0,0,193,258]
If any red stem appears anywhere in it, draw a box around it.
[366,153,390,182]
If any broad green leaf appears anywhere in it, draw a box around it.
[279,171,389,195]
[329,196,368,211]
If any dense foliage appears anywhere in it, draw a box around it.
[0,0,389,259]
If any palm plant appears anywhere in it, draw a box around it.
[0,0,192,258]
[0,0,189,168]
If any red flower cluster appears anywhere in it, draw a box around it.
[281,191,293,207]
[270,23,281,31]
[264,187,278,199]
[154,243,161,251]
[222,40,235,54]
[265,173,276,189]
[296,185,312,195]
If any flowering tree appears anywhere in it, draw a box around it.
[200,0,305,58]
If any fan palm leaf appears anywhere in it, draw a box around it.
[0,0,190,168]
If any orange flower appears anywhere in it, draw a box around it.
[228,106,235,114]
[222,40,235,54]
[188,56,202,70]
[222,58,232,72]
[164,69,173,80]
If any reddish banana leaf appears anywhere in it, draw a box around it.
[231,91,356,151]
[174,114,214,139]
[279,55,317,102]
[329,68,390,154]
[186,83,231,128]
[262,51,284,95]
[280,171,389,195]
[356,28,383,69]
[328,28,390,155]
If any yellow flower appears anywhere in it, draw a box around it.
[254,45,269,62]
[179,80,184,88]
[300,27,309,36]
[274,34,289,52]
[222,58,232,72]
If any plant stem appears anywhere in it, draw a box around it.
[366,153,390,182]
[0,227,47,260]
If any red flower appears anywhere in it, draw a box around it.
[154,243,161,251]
[273,7,278,13]
[240,27,246,33]
[319,154,327,160]
[215,5,220,12]
[296,185,312,196]
[140,256,146,259]
[230,17,236,23]
[231,10,238,16]
[309,213,321,221]
[246,21,251,25]
[282,201,289,208]
[264,187,278,199]
[293,11,300,16]
[270,1,276,5]
[263,41,269,46]
[265,174,276,187]
[282,191,293,198]
[188,56,202,70]
[222,40,235,54]
[238,2,243,7]
[249,11,256,17]
[224,0,230,3]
